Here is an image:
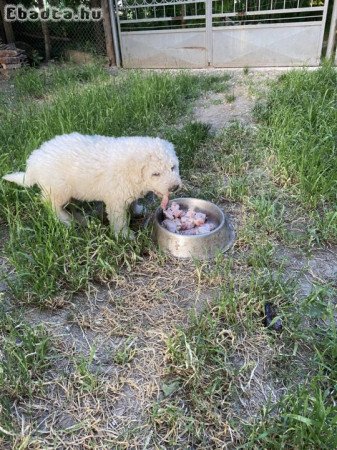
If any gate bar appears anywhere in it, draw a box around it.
[206,0,212,66]
[326,0,337,59]
[318,0,330,61]
[108,0,122,67]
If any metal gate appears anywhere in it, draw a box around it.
[115,0,329,68]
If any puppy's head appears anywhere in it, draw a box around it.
[141,138,182,200]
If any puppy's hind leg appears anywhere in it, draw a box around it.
[41,192,72,225]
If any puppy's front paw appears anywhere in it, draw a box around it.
[126,229,135,240]
[119,228,135,240]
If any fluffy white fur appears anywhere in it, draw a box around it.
[3,133,182,235]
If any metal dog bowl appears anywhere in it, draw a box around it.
[153,198,235,259]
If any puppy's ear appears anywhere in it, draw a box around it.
[140,163,147,182]
[139,156,152,183]
[140,153,156,180]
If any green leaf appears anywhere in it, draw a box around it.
[285,414,313,426]
[162,381,180,397]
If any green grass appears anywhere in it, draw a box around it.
[156,268,337,448]
[113,337,137,365]
[0,298,52,443]
[152,266,296,448]
[0,66,228,303]
[245,380,337,449]
[182,122,257,203]
[1,61,337,448]
[248,195,285,237]
[147,69,337,447]
[166,122,211,174]
[225,92,236,103]
[12,61,109,99]
[245,298,337,450]
[71,348,102,394]
[4,195,149,301]
[255,62,337,241]
[310,208,337,244]
[0,309,51,398]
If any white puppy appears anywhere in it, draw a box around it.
[3,133,182,236]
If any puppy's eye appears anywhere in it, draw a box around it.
[171,165,176,171]
[152,172,161,177]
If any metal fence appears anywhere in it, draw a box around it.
[1,0,337,67]
[118,0,326,31]
[0,0,110,64]
[117,0,328,67]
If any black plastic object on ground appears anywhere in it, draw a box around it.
[264,303,282,332]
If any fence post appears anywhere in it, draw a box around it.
[0,0,15,43]
[108,0,121,67]
[37,0,51,61]
[101,0,116,66]
[91,0,105,54]
[205,0,212,66]
[327,0,337,59]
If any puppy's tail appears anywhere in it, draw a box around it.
[2,172,31,187]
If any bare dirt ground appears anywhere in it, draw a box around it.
[193,69,286,131]
[19,257,217,446]
[194,77,254,129]
[1,68,336,448]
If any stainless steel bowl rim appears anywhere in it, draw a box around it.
[155,197,225,239]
